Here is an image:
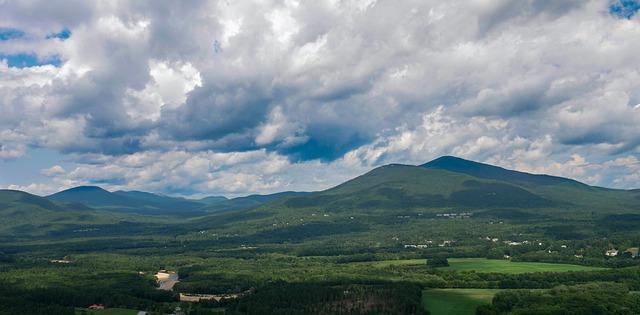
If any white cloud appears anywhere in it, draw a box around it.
[40,165,65,177]
[1,0,640,195]
[255,106,307,147]
[0,142,26,159]
[29,149,366,197]
[126,60,202,120]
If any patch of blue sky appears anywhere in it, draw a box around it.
[609,0,640,19]
[0,28,26,41]
[0,147,74,191]
[1,53,63,68]
[46,29,71,40]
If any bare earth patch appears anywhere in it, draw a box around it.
[156,271,179,291]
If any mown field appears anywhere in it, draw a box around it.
[422,289,502,315]
[358,258,607,273]
[441,258,607,273]
[75,308,139,315]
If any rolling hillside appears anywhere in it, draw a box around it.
[197,157,640,245]
[272,156,638,215]
[48,186,227,216]
[421,156,587,187]
[2,157,640,314]
[197,191,314,213]
[46,186,312,216]
[48,186,145,208]
[3,156,640,248]
[0,189,102,238]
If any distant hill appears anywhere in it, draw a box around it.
[3,156,640,250]
[1,189,91,213]
[198,156,640,244]
[198,191,314,213]
[277,156,638,214]
[113,190,206,211]
[48,186,144,208]
[46,186,312,216]
[47,186,205,216]
[38,157,639,220]
[198,196,229,204]
[0,189,101,237]
[280,164,559,212]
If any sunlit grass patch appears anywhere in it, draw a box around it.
[422,289,500,315]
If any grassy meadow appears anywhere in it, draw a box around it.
[75,308,139,315]
[422,289,501,315]
[357,257,607,273]
[441,258,607,273]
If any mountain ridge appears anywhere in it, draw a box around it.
[421,156,591,188]
[42,156,637,216]
[3,155,640,245]
[45,185,314,216]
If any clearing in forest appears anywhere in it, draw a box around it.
[440,258,606,273]
[360,258,606,273]
[422,289,501,315]
[156,271,179,290]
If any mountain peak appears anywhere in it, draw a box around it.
[47,185,138,208]
[422,156,586,187]
[63,186,109,192]
[421,156,489,170]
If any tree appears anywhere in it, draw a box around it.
[427,257,449,267]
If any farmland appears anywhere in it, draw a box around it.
[441,258,607,273]
[358,258,607,273]
[75,308,140,315]
[422,289,502,315]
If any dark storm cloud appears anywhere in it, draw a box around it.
[159,82,272,143]
[277,117,373,162]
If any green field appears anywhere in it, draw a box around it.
[75,308,139,315]
[441,258,607,273]
[360,258,607,273]
[422,289,501,315]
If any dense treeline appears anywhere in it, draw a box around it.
[476,282,640,314]
[175,269,258,294]
[0,296,74,315]
[225,281,428,315]
[0,259,177,313]
[434,266,640,290]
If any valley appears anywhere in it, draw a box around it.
[2,156,640,314]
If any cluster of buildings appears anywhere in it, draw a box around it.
[482,237,543,246]
[435,212,473,219]
[402,240,453,248]
[404,244,430,249]
[73,228,99,233]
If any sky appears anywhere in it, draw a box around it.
[1,0,640,198]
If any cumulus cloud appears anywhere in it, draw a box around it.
[0,142,26,159]
[1,0,640,196]
[37,149,367,197]
[40,165,65,177]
